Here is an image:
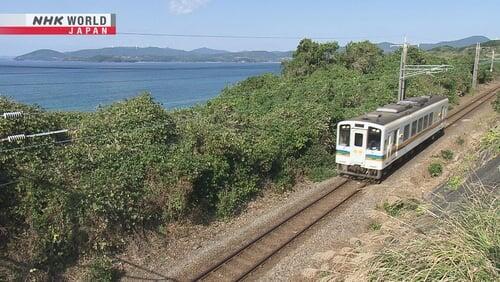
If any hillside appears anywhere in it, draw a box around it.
[15,47,293,63]
[419,35,490,50]
[376,36,491,53]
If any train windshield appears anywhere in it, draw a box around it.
[339,125,351,146]
[367,127,381,151]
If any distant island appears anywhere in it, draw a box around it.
[14,35,491,63]
[15,47,293,63]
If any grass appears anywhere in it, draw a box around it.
[85,257,121,282]
[446,175,463,191]
[428,162,443,177]
[440,149,454,161]
[382,199,421,217]
[369,183,499,281]
[369,222,382,231]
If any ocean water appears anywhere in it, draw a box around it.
[0,60,281,111]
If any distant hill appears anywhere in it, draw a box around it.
[190,47,229,55]
[15,36,493,62]
[16,49,67,61]
[376,36,491,53]
[419,35,490,50]
[16,47,292,63]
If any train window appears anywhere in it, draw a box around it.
[354,133,363,147]
[417,117,423,132]
[339,125,351,146]
[429,112,434,124]
[411,120,417,136]
[367,127,381,150]
[423,115,429,128]
[403,124,410,141]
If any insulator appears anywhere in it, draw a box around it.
[2,112,23,119]
[7,134,26,142]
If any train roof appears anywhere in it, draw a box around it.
[349,95,448,126]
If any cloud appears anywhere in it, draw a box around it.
[169,0,210,15]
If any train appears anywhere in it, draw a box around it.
[335,95,449,179]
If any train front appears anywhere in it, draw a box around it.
[335,121,385,179]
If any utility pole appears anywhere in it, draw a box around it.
[472,42,481,91]
[393,37,451,102]
[397,39,408,102]
[491,49,495,72]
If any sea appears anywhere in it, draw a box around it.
[0,59,281,111]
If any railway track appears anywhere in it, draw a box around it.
[445,85,499,127]
[192,179,365,281]
[190,85,499,282]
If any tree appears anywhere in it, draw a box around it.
[343,41,383,74]
[282,39,339,76]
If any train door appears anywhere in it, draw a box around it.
[393,130,399,156]
[350,128,366,165]
[386,133,393,158]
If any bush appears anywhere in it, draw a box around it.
[428,162,443,177]
[446,176,463,191]
[440,149,454,160]
[382,199,421,217]
[478,68,493,84]
[86,257,121,282]
[480,126,500,154]
[493,92,500,113]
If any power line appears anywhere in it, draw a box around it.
[118,32,401,41]
[0,121,170,154]
[0,180,20,188]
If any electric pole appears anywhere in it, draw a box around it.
[472,42,481,91]
[397,40,408,102]
[393,37,451,102]
[491,49,495,72]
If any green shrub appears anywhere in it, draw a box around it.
[440,149,454,160]
[446,176,463,191]
[480,127,500,154]
[478,68,493,84]
[428,162,443,177]
[493,92,500,113]
[86,257,121,282]
[383,199,421,217]
[455,136,465,145]
[296,144,336,182]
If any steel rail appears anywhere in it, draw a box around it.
[445,86,499,127]
[191,179,364,281]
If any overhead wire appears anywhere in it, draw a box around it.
[117,32,402,41]
[0,120,171,154]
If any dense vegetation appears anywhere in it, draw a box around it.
[0,39,497,278]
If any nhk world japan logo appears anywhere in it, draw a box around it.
[0,14,116,35]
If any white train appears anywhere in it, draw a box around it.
[335,96,449,179]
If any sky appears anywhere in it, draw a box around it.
[0,0,499,56]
